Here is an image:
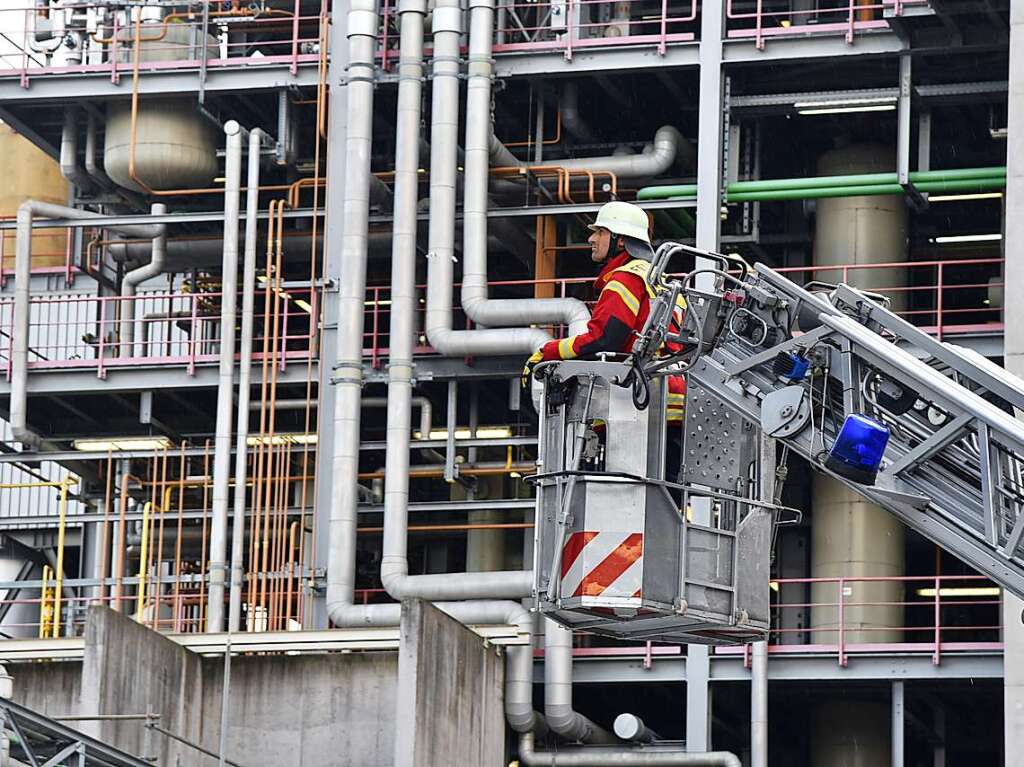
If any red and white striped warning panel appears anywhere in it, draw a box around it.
[560,531,644,599]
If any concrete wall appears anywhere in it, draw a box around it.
[5,607,403,766]
[200,652,399,767]
[79,606,204,765]
[394,599,506,767]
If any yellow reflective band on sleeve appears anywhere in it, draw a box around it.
[558,337,578,359]
[603,280,641,316]
[667,393,686,422]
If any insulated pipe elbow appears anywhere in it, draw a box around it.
[544,619,617,744]
[517,733,743,767]
[60,108,92,191]
[120,203,168,356]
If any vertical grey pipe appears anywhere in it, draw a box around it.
[206,121,244,633]
[380,0,427,610]
[84,111,112,188]
[378,0,529,602]
[327,0,379,622]
[751,641,768,767]
[120,203,167,357]
[228,128,264,632]
[545,618,616,743]
[11,201,164,448]
[59,107,91,191]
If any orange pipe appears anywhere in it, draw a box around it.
[504,100,562,148]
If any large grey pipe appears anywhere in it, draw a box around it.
[545,619,616,743]
[59,107,91,191]
[362,396,432,438]
[424,0,572,357]
[206,121,244,632]
[518,733,742,766]
[12,201,164,448]
[323,0,545,736]
[458,0,590,346]
[119,203,168,357]
[84,111,112,189]
[227,127,264,632]
[490,125,692,179]
[561,82,597,144]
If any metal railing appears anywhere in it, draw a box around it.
[2,256,1002,375]
[725,0,928,49]
[362,256,1005,361]
[0,286,318,378]
[714,574,1002,667]
[0,1,323,86]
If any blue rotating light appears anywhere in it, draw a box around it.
[825,414,890,485]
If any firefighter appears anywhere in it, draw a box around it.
[521,200,686,423]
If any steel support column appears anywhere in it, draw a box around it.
[1004,3,1024,764]
[688,0,726,751]
[311,0,352,628]
[891,681,904,767]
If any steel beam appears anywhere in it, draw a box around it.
[0,63,318,104]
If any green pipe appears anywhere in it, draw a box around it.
[666,206,696,233]
[637,167,1006,202]
[726,176,1005,202]
[653,210,688,239]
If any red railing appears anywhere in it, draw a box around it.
[0,2,323,87]
[725,0,928,49]
[377,0,697,66]
[1,255,1002,375]
[362,256,1005,361]
[0,287,318,379]
[715,574,1002,667]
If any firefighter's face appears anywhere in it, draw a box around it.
[588,227,613,264]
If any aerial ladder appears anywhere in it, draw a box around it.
[531,244,1024,645]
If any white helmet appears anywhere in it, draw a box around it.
[588,201,652,246]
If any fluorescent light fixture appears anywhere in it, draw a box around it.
[769,581,779,593]
[916,587,1000,598]
[928,192,1003,203]
[246,433,318,446]
[934,233,1002,244]
[73,436,173,452]
[415,427,514,440]
[294,298,313,313]
[794,97,897,108]
[797,104,896,116]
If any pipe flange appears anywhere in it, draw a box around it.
[431,5,463,33]
[397,0,427,14]
[347,8,378,37]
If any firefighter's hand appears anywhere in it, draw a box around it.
[521,349,544,389]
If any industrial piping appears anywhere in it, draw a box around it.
[323,0,546,737]
[362,396,432,439]
[227,127,264,632]
[119,202,167,357]
[458,0,590,346]
[424,0,587,357]
[517,733,742,766]
[59,107,92,191]
[545,619,616,743]
[490,125,692,180]
[12,201,165,448]
[206,121,244,632]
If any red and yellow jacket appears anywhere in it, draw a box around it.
[540,251,687,421]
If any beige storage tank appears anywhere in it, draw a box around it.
[811,143,907,648]
[0,124,70,269]
[103,22,218,193]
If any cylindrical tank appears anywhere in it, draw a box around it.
[0,125,70,269]
[811,143,906,647]
[103,23,218,193]
[811,701,890,767]
[813,145,907,312]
